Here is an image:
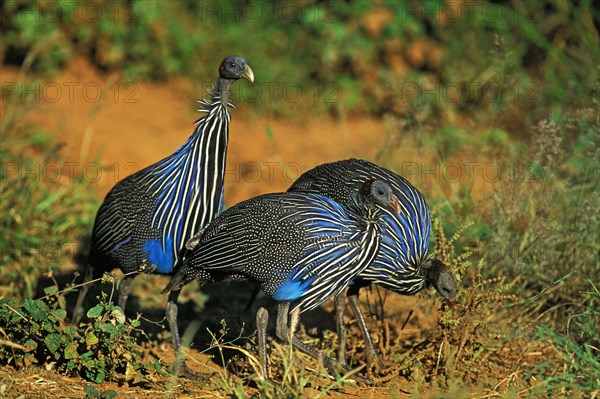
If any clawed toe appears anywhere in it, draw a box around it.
[323,356,374,385]
[172,360,211,382]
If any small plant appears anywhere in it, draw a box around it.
[83,385,117,399]
[0,275,166,383]
[524,282,600,397]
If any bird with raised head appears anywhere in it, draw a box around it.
[70,56,254,375]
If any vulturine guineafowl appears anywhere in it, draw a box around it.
[288,158,458,371]
[163,180,401,380]
[71,56,254,374]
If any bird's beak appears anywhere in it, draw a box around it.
[444,297,457,309]
[390,196,402,214]
[242,65,254,83]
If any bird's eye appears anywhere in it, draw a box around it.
[230,63,236,68]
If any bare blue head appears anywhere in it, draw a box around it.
[422,258,458,299]
[219,56,254,82]
[360,179,402,213]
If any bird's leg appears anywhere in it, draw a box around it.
[167,289,182,352]
[275,302,325,367]
[347,293,385,372]
[288,305,301,340]
[244,284,261,313]
[334,293,349,368]
[70,265,93,323]
[275,302,372,384]
[275,302,292,343]
[274,302,299,371]
[166,289,199,378]
[256,307,270,380]
[117,274,135,311]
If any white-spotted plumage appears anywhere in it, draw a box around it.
[165,180,398,314]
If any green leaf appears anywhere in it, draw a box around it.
[51,308,67,322]
[111,308,125,324]
[86,305,103,319]
[64,341,79,359]
[65,325,77,339]
[94,371,105,384]
[24,339,37,352]
[99,323,117,334]
[124,362,136,381]
[25,298,48,321]
[86,331,99,346]
[42,320,56,332]
[44,333,62,354]
[84,385,100,398]
[44,286,58,295]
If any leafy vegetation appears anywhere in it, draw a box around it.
[2,1,597,118]
[0,99,99,298]
[0,278,165,384]
[1,0,598,397]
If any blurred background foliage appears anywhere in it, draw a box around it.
[1,0,599,395]
[2,0,598,120]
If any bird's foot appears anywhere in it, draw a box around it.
[323,355,374,385]
[171,360,211,382]
[365,353,391,379]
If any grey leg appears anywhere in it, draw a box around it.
[166,290,182,351]
[275,302,291,343]
[274,302,370,383]
[348,294,384,370]
[245,284,261,313]
[117,274,136,311]
[275,302,327,365]
[256,307,269,380]
[334,293,349,368]
[70,265,93,323]
[288,306,301,339]
[166,289,199,378]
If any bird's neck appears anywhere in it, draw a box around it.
[140,77,235,262]
[357,205,382,233]
[214,77,235,106]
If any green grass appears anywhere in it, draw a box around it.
[0,117,99,299]
[525,283,600,397]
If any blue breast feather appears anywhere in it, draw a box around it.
[143,237,175,274]
[273,275,316,301]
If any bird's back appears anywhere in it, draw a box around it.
[177,192,381,312]
[87,175,157,274]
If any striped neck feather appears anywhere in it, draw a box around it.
[140,85,234,264]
